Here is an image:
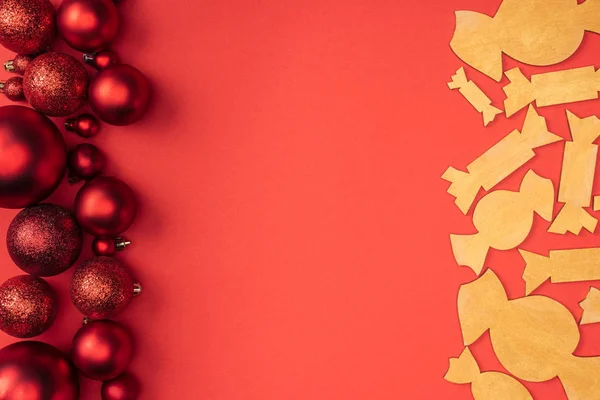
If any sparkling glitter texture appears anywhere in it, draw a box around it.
[7,204,83,276]
[0,76,23,101]
[0,0,55,54]
[5,53,36,75]
[101,373,140,400]
[0,275,57,338]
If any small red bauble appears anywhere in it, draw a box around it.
[89,64,152,126]
[4,53,36,75]
[84,50,119,70]
[0,76,24,101]
[102,373,140,400]
[75,177,138,237]
[0,105,66,209]
[72,320,133,381]
[7,204,83,276]
[65,113,101,138]
[93,237,131,256]
[0,341,79,399]
[0,275,57,338]
[23,52,89,117]
[68,143,106,182]
[57,0,119,52]
[0,0,55,54]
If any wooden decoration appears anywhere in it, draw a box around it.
[548,111,600,235]
[443,106,561,214]
[450,0,600,82]
[504,66,600,117]
[445,347,533,400]
[448,67,503,126]
[594,196,600,211]
[450,170,554,275]
[458,270,600,399]
[580,287,600,325]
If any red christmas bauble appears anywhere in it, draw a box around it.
[23,52,89,117]
[65,113,100,138]
[74,177,138,236]
[57,0,119,52]
[71,257,138,318]
[89,64,151,126]
[7,204,83,277]
[72,320,133,381]
[4,53,36,75]
[92,237,130,257]
[0,276,57,338]
[68,143,106,181]
[0,0,55,54]
[0,76,24,101]
[83,49,118,70]
[102,373,140,400]
[0,105,66,209]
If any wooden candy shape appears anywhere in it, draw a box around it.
[580,287,600,325]
[443,106,561,214]
[450,0,600,82]
[450,170,554,275]
[448,67,502,126]
[595,196,600,211]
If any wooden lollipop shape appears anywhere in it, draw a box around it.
[450,170,554,275]
[450,0,600,81]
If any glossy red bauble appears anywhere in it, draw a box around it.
[0,76,24,101]
[65,113,101,138]
[89,64,151,126]
[102,373,140,400]
[57,0,119,52]
[92,237,130,257]
[0,0,55,54]
[72,320,133,381]
[84,49,118,70]
[68,143,106,181]
[0,106,66,209]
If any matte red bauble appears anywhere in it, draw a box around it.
[0,276,57,338]
[102,373,140,400]
[0,0,55,54]
[75,177,138,236]
[0,76,24,101]
[83,49,118,70]
[4,53,36,75]
[7,204,83,276]
[89,64,151,126]
[57,0,119,52]
[72,320,133,381]
[0,105,66,209]
[23,52,88,117]
[65,113,100,138]
[92,237,130,257]
[68,143,106,182]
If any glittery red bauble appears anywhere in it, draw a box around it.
[0,0,55,54]
[89,64,151,126]
[4,53,36,75]
[70,256,137,318]
[65,113,100,138]
[74,177,138,237]
[67,143,106,181]
[7,204,83,277]
[0,105,66,209]
[0,276,57,338]
[0,341,79,399]
[0,76,24,101]
[83,49,118,70]
[23,52,88,117]
[57,0,119,52]
[101,373,140,400]
[72,320,133,381]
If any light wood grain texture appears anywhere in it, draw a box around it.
[594,196,600,211]
[450,0,600,82]
[448,67,503,126]
[443,106,561,214]
[580,287,600,325]
[450,170,554,275]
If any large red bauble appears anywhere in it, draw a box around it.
[89,64,151,126]
[0,341,79,399]
[7,204,83,276]
[74,177,137,236]
[72,320,133,381]
[101,373,140,400]
[23,52,88,117]
[0,106,66,209]
[0,0,55,54]
[57,0,119,52]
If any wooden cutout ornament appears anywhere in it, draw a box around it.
[443,106,561,214]
[580,287,600,325]
[548,111,600,235]
[448,67,503,126]
[450,0,600,82]
[445,348,533,400]
[459,269,600,399]
[594,196,600,211]
[450,170,554,275]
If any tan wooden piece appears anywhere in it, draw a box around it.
[594,196,600,211]
[580,287,600,325]
[448,67,503,126]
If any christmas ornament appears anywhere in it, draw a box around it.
[4,53,36,74]
[0,76,24,101]
[7,204,83,276]
[72,320,133,381]
[0,275,57,338]
[75,177,138,236]
[0,341,79,399]
[89,64,152,126]
[70,256,141,318]
[23,52,89,117]
[68,143,106,182]
[0,0,55,54]
[0,105,66,209]
[102,373,140,400]
[84,49,118,70]
[57,0,119,52]
[93,237,131,257]
[65,113,101,138]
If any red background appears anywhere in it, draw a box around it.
[0,0,599,398]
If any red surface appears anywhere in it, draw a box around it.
[0,0,598,398]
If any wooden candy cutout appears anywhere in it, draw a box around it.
[548,111,600,235]
[445,348,533,400]
[443,106,561,214]
[594,196,600,211]
[450,170,554,275]
[448,67,503,126]
[450,0,600,82]
[458,269,600,399]
[580,287,600,325]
